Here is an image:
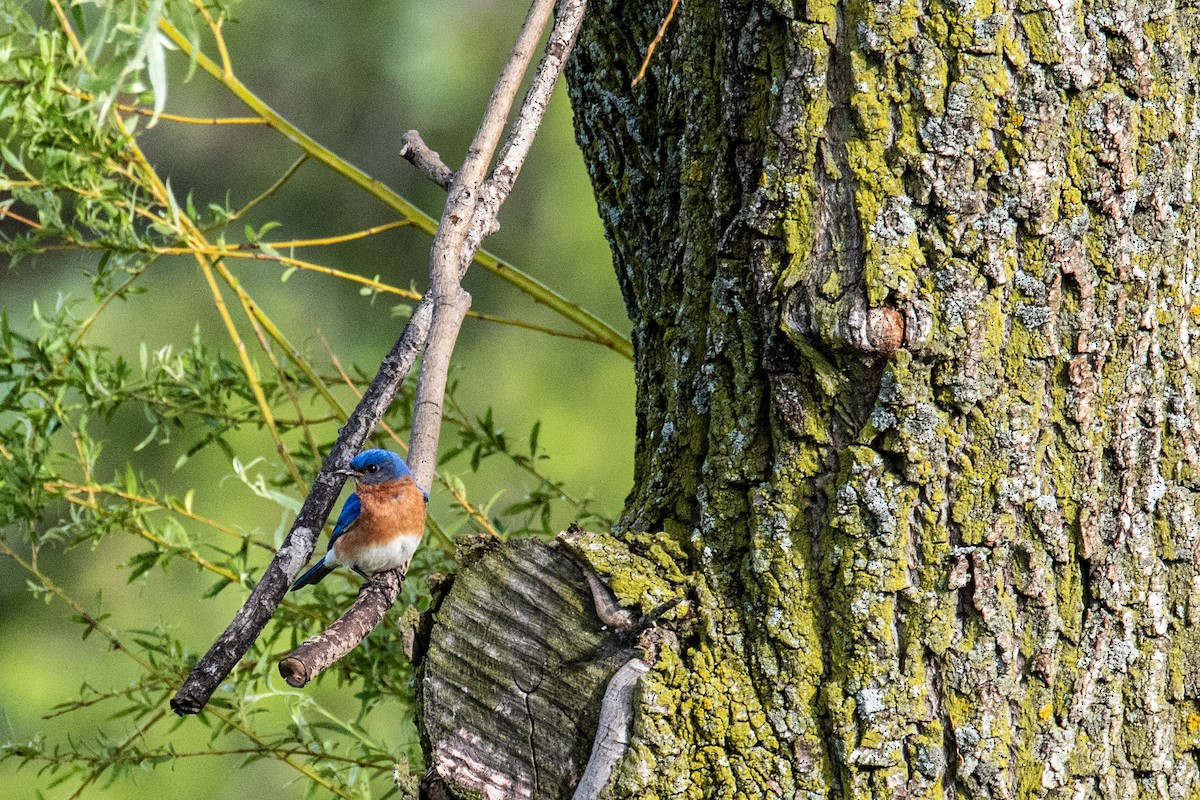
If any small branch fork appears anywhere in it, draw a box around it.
[170,0,588,712]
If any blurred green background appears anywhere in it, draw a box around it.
[0,1,633,796]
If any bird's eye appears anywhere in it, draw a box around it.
[366,464,379,473]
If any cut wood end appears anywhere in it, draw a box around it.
[278,656,311,688]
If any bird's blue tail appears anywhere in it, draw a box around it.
[291,561,334,591]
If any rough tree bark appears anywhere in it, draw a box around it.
[420,0,1200,798]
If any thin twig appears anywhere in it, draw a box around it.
[630,0,680,87]
[57,86,264,124]
[408,0,560,489]
[215,265,309,490]
[208,154,308,231]
[242,296,321,472]
[490,0,589,198]
[245,220,410,249]
[193,0,234,78]
[45,0,84,59]
[123,109,264,124]
[0,204,42,229]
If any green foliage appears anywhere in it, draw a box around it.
[0,0,622,796]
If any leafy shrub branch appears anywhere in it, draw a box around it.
[0,0,614,795]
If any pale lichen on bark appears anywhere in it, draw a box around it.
[566,0,1200,797]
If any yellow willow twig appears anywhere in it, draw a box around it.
[442,478,503,541]
[631,0,681,87]
[57,83,263,123]
[207,154,308,232]
[128,109,263,124]
[45,0,83,59]
[209,259,309,489]
[19,166,612,346]
[157,16,633,360]
[194,250,305,484]
[44,480,273,551]
[207,258,346,481]
[191,0,234,78]
[139,243,617,344]
[4,173,170,230]
[145,245,418,295]
[241,295,322,464]
[238,219,409,249]
[0,204,42,229]
[205,707,356,799]
[62,491,245,584]
[240,301,347,420]
[69,432,97,509]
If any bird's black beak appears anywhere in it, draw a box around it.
[332,467,357,478]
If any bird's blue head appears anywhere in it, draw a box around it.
[342,449,413,487]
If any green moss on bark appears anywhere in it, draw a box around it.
[565,0,1200,796]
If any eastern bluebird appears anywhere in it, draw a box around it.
[291,449,428,591]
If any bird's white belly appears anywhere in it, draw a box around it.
[333,536,420,574]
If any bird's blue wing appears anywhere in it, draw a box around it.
[292,491,361,591]
[328,492,361,546]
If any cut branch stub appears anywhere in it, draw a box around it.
[278,568,403,688]
[418,538,632,800]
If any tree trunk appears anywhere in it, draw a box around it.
[554,0,1200,797]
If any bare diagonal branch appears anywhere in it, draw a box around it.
[408,0,560,490]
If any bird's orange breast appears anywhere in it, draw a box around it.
[339,478,426,550]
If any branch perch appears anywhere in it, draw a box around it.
[271,0,589,690]
[278,570,402,688]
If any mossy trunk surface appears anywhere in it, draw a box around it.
[563,0,1200,797]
